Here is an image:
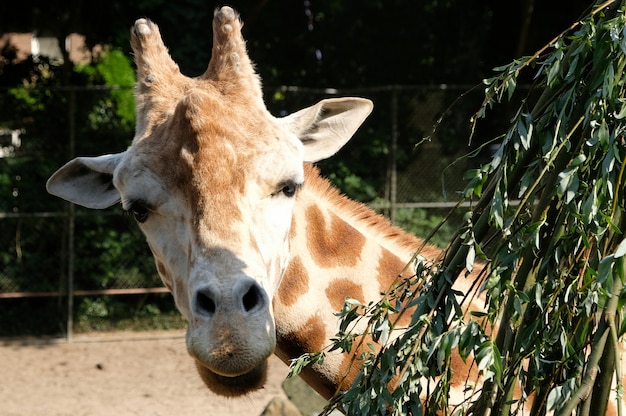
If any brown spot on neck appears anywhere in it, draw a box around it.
[288,315,325,354]
[278,256,309,307]
[325,278,365,312]
[376,249,420,329]
[377,248,414,294]
[275,315,333,399]
[305,205,366,268]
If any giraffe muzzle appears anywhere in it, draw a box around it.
[185,276,276,395]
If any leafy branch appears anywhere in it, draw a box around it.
[291,1,626,415]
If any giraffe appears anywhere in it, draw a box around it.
[45,6,624,414]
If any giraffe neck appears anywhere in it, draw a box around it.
[273,164,439,399]
[273,165,623,415]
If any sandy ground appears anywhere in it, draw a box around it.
[0,329,291,416]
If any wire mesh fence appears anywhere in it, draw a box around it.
[0,84,498,338]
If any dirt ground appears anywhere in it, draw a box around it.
[0,329,291,416]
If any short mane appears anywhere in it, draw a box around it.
[302,163,440,262]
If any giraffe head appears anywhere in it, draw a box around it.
[46,7,372,396]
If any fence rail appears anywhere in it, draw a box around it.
[0,287,170,299]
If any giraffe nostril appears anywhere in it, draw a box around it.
[242,283,263,313]
[195,288,217,316]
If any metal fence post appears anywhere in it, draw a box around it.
[389,86,398,222]
[66,88,76,342]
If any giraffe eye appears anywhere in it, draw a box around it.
[124,200,151,223]
[272,180,301,198]
[281,183,297,197]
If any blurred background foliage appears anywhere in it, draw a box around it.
[0,0,594,336]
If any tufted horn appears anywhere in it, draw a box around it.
[130,18,186,136]
[202,7,263,103]
[130,18,182,95]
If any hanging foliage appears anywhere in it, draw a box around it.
[289,1,626,414]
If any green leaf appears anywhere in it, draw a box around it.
[581,186,598,224]
[491,185,505,229]
[615,101,626,119]
[598,119,610,146]
[518,113,533,150]
[598,255,615,284]
[570,154,587,166]
[534,283,544,312]
[547,48,564,86]
[616,239,626,258]
[505,75,517,100]
[476,341,494,372]
[466,245,475,273]
[463,169,485,198]
[556,167,579,203]
[602,142,616,173]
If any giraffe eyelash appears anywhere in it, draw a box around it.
[273,181,302,198]
[122,198,154,223]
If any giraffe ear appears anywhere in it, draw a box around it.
[282,97,373,163]
[46,153,125,209]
